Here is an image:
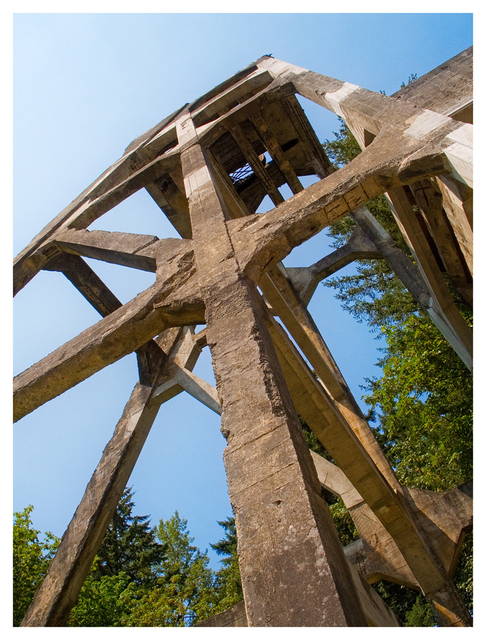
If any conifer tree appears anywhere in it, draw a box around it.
[92,487,166,588]
[211,516,243,608]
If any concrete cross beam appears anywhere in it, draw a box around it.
[286,224,382,304]
[20,324,218,627]
[311,452,472,587]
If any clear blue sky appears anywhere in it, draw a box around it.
[12,11,473,568]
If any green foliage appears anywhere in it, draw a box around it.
[364,315,472,491]
[211,516,243,610]
[131,511,219,626]
[300,415,330,460]
[66,569,136,627]
[13,491,236,627]
[453,531,473,613]
[124,558,217,627]
[13,506,59,626]
[400,73,418,88]
[372,581,434,627]
[92,488,166,588]
[155,511,204,581]
[326,256,420,330]
[121,511,223,626]
[328,499,359,546]
[322,118,361,169]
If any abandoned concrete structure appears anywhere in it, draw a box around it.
[14,47,473,627]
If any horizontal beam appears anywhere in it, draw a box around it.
[14,264,205,422]
[14,152,179,295]
[55,229,160,272]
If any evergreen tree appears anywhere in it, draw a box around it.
[92,488,166,588]
[14,496,226,627]
[364,315,472,491]
[211,516,243,609]
[125,512,218,626]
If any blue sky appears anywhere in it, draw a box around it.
[12,11,473,569]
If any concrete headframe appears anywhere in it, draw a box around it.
[14,48,473,627]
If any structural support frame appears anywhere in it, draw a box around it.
[15,50,473,627]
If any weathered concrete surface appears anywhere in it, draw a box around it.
[196,562,402,628]
[15,51,473,627]
[286,223,382,304]
[392,47,473,122]
[410,178,472,306]
[387,186,472,369]
[267,317,470,624]
[196,601,248,627]
[312,452,473,587]
[183,138,367,626]
[260,266,402,492]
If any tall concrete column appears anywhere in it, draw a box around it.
[181,136,367,626]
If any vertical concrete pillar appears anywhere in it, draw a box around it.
[181,138,367,626]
